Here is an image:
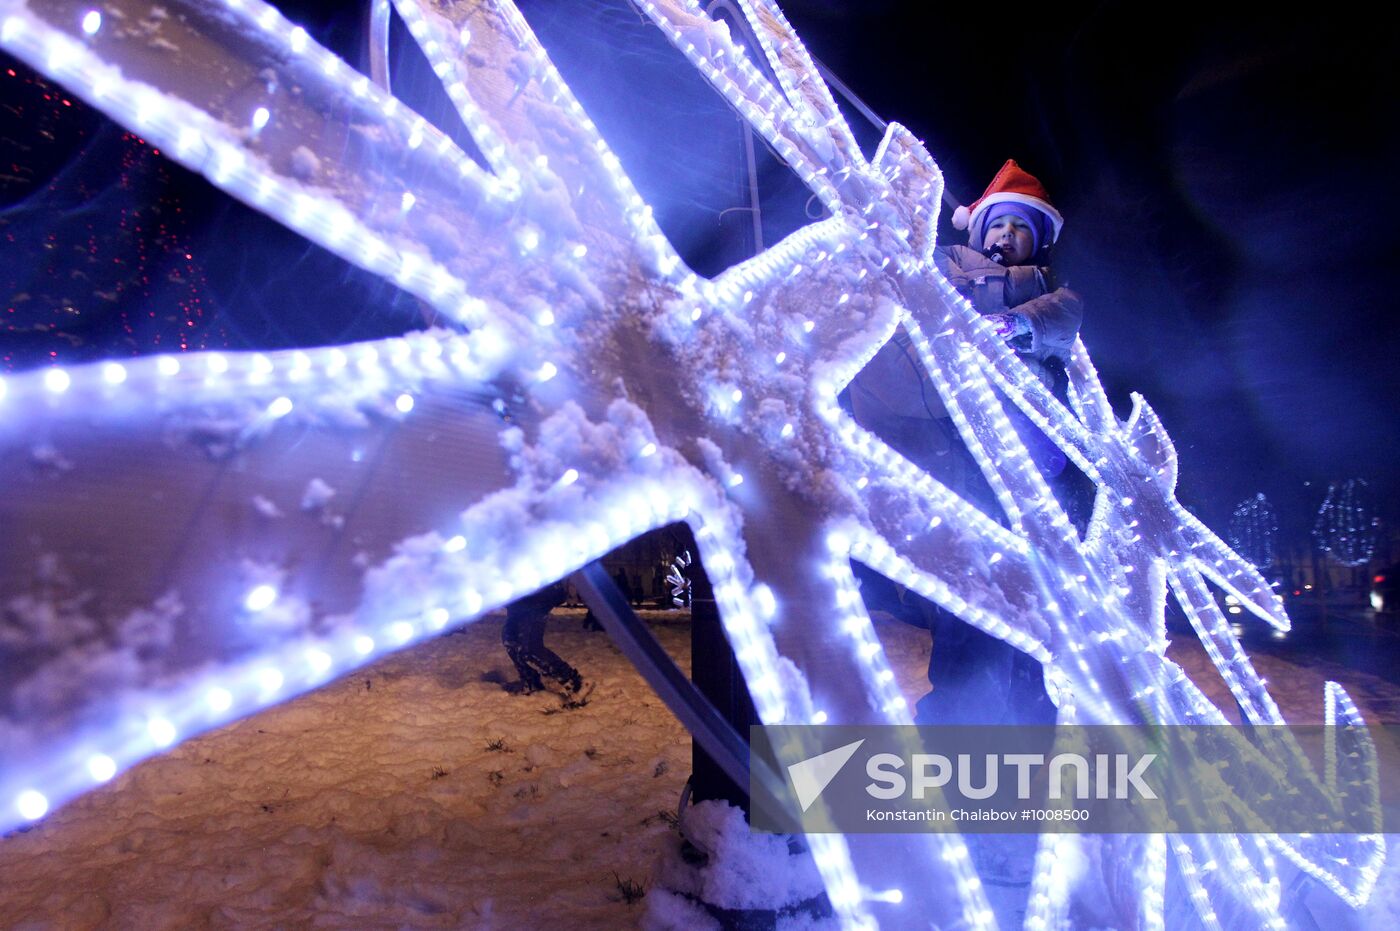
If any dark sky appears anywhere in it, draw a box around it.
[774,1,1400,535]
[4,1,1396,539]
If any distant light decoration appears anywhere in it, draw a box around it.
[666,549,694,608]
[1313,479,1380,568]
[0,0,1381,925]
[1228,493,1278,570]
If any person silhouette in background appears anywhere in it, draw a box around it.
[503,581,593,705]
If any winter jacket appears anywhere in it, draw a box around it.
[933,244,1082,386]
[846,244,1081,490]
[849,246,1081,424]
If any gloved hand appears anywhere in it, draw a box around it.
[982,312,1032,340]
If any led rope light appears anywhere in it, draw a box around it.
[0,0,1382,924]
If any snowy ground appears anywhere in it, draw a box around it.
[3,608,1400,929]
[1,609,693,929]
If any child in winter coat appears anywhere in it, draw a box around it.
[850,159,1080,726]
[940,158,1081,403]
[849,160,1080,485]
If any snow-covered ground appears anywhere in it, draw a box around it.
[1,609,693,929]
[3,608,1399,929]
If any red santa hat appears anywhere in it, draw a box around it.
[951,159,1064,245]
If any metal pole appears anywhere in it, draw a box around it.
[367,0,391,93]
[571,562,785,812]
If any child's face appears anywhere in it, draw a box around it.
[982,214,1036,265]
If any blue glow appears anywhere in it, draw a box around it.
[244,585,278,612]
[147,719,177,748]
[0,0,1378,922]
[16,790,48,821]
[86,754,117,783]
[44,369,70,393]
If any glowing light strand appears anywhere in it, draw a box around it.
[0,0,1383,924]
[1228,492,1279,570]
[1313,478,1379,568]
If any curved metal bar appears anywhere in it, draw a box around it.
[705,0,767,252]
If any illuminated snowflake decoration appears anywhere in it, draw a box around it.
[0,1,1383,927]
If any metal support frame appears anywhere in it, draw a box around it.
[571,562,788,813]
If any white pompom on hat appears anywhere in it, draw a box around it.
[952,159,1064,244]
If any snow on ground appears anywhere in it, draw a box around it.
[1165,633,1400,728]
[0,609,692,929]
[1168,632,1400,930]
[2,609,1399,929]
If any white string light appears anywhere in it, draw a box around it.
[0,0,1381,925]
[1228,493,1279,570]
[1313,478,1379,568]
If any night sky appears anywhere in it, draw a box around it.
[3,1,1395,540]
[775,1,1399,537]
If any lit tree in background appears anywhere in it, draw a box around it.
[1228,493,1278,570]
[1313,479,1379,568]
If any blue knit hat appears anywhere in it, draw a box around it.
[980,201,1053,256]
